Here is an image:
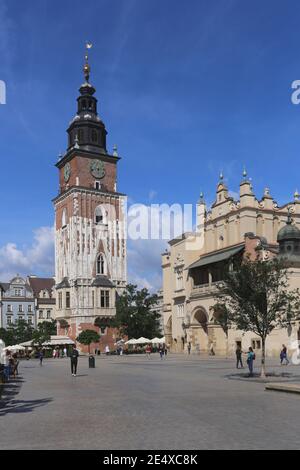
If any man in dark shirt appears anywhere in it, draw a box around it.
[236,346,243,369]
[70,345,79,376]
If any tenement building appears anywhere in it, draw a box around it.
[0,276,36,328]
[27,276,56,324]
[162,172,300,357]
[53,48,127,351]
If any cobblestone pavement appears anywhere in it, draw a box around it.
[1,354,300,450]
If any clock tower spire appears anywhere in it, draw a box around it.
[53,44,127,352]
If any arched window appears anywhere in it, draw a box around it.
[95,206,105,225]
[97,254,106,275]
[62,208,67,228]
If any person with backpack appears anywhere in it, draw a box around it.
[280,344,289,365]
[247,347,255,377]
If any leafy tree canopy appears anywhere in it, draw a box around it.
[114,284,162,339]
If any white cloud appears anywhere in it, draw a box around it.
[0,226,54,281]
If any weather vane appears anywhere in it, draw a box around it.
[83,41,93,83]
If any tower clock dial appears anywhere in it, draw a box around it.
[64,163,71,182]
[90,159,105,179]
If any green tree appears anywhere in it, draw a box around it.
[32,320,57,346]
[0,327,15,346]
[6,319,34,345]
[114,284,162,339]
[76,330,100,354]
[216,257,299,377]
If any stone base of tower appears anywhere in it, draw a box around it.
[57,319,122,354]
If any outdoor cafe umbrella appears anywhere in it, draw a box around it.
[151,337,165,344]
[4,344,25,351]
[135,337,151,344]
[125,339,137,345]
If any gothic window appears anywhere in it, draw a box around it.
[97,254,106,275]
[95,206,105,225]
[62,209,67,228]
[100,290,110,308]
[66,292,71,309]
[58,292,62,309]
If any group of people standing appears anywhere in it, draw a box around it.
[236,343,290,377]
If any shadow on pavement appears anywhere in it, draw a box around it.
[0,376,52,416]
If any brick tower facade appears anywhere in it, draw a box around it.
[53,46,127,352]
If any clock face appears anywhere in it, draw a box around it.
[90,159,105,179]
[64,163,71,182]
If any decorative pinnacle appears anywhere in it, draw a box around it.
[294,189,300,201]
[287,206,292,224]
[242,167,247,179]
[219,171,224,181]
[83,42,93,83]
[113,144,118,157]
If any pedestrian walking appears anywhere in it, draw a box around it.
[246,347,255,377]
[70,344,79,376]
[164,345,168,357]
[105,345,110,356]
[280,344,289,365]
[145,344,152,359]
[236,345,244,369]
[38,349,44,366]
[187,342,191,355]
[64,347,68,358]
[52,349,56,359]
[159,345,164,360]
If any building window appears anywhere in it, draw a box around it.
[97,254,105,275]
[39,310,44,319]
[47,310,51,319]
[252,339,261,350]
[58,292,62,309]
[28,305,32,313]
[28,317,33,325]
[7,316,12,326]
[66,292,71,309]
[100,290,110,308]
[15,288,22,296]
[175,268,183,290]
[95,206,104,225]
[95,181,101,190]
[7,305,12,313]
[19,305,23,313]
[19,316,23,321]
[176,304,184,318]
[92,291,95,308]
[62,209,67,228]
[91,129,98,143]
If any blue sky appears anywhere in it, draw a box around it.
[1,0,300,288]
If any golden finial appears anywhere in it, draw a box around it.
[83,41,93,82]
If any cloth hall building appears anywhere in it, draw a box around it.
[162,173,300,357]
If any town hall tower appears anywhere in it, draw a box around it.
[53,45,127,350]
